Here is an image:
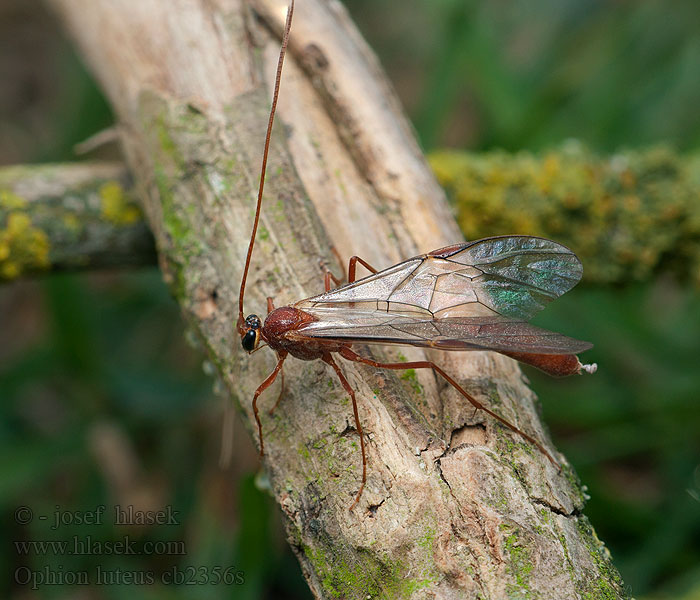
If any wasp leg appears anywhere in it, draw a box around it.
[347,256,377,283]
[268,368,285,416]
[264,297,287,415]
[321,250,380,291]
[338,347,559,468]
[252,351,287,456]
[322,264,344,292]
[323,352,367,511]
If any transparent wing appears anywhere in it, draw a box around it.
[289,310,592,355]
[296,236,583,320]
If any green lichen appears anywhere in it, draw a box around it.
[311,438,327,450]
[154,116,185,170]
[575,516,626,600]
[160,250,187,302]
[142,102,212,299]
[153,166,179,232]
[303,544,434,600]
[0,211,50,279]
[416,525,437,553]
[485,380,503,407]
[553,521,576,584]
[151,129,201,299]
[501,525,534,599]
[429,143,700,286]
[400,368,423,395]
[558,462,587,508]
[333,168,347,196]
[498,429,517,455]
[145,103,200,269]
[304,427,356,483]
[298,442,311,460]
[495,422,534,468]
[99,181,142,225]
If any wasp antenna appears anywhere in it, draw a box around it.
[238,0,295,327]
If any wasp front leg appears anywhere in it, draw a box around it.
[252,351,287,456]
[265,296,286,416]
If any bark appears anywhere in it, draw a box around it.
[4,148,699,287]
[0,162,154,281]
[46,0,626,598]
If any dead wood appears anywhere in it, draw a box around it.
[0,162,154,280]
[45,0,626,597]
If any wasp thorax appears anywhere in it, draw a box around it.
[241,314,262,353]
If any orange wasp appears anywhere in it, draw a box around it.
[237,0,596,510]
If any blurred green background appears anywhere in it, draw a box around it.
[1,0,699,598]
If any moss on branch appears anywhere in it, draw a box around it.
[430,143,700,285]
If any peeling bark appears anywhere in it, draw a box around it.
[45,0,627,598]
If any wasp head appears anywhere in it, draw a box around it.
[240,314,262,353]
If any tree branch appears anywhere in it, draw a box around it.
[5,145,700,287]
[46,0,626,598]
[0,162,154,281]
[432,145,700,286]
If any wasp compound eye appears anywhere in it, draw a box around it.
[241,314,262,353]
[242,329,258,352]
[245,314,262,329]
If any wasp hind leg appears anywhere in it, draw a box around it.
[347,255,377,283]
[320,248,379,292]
[338,347,559,468]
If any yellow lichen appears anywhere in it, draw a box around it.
[0,211,50,279]
[99,181,142,225]
[1,262,20,279]
[62,213,81,232]
[0,189,27,210]
[428,144,700,285]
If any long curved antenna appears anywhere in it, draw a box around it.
[238,0,295,329]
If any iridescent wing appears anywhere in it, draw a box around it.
[296,236,584,320]
[291,236,590,355]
